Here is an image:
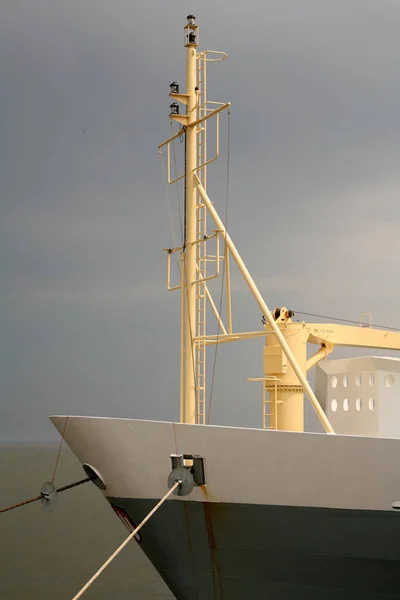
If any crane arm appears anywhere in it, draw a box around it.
[306,323,400,351]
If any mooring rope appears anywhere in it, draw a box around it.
[72,480,182,600]
[0,477,92,514]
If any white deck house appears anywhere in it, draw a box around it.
[315,357,400,437]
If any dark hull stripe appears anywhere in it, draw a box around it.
[108,498,400,600]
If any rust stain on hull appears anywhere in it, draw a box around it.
[200,485,210,501]
[203,501,224,599]
[199,484,218,503]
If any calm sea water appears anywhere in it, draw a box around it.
[0,444,175,600]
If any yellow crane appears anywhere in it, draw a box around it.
[263,307,400,433]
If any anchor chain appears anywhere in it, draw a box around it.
[0,477,92,514]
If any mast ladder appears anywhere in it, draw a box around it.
[262,377,281,430]
[195,51,208,424]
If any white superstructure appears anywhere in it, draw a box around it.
[316,357,400,437]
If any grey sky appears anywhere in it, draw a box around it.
[2,0,400,441]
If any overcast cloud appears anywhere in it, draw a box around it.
[1,0,400,441]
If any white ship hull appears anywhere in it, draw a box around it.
[51,416,400,599]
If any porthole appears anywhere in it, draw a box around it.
[356,375,362,387]
[385,374,395,388]
[369,373,375,386]
[331,376,338,389]
[331,399,338,412]
[343,374,348,388]
[369,397,375,411]
[356,398,362,411]
[343,398,349,412]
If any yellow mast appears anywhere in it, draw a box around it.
[182,18,198,425]
[167,17,198,424]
